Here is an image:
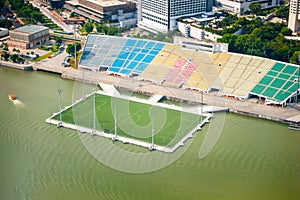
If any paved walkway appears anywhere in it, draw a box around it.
[98,82,120,96]
[58,68,300,123]
[148,94,164,103]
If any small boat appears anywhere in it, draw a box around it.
[8,93,16,101]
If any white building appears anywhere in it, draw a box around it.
[137,0,213,33]
[215,0,280,15]
[173,36,228,53]
[177,21,222,42]
[288,0,300,33]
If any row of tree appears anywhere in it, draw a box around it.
[218,22,299,63]
[83,22,122,36]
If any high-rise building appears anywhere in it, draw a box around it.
[137,0,212,33]
[288,0,300,33]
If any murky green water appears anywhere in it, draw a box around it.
[0,66,300,200]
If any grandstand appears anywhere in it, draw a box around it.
[250,63,300,105]
[79,35,300,106]
[80,35,165,75]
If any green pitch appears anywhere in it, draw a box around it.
[52,93,204,147]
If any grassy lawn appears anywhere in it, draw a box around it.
[33,52,55,62]
[52,94,204,147]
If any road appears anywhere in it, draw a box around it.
[30,1,73,33]
[33,50,70,73]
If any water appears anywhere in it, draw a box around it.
[0,66,300,199]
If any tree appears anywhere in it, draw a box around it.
[217,34,238,51]
[54,36,62,44]
[290,51,300,64]
[275,5,289,20]
[2,53,10,61]
[66,42,81,56]
[280,27,292,36]
[96,24,108,34]
[3,45,8,51]
[249,3,261,15]
[0,19,13,29]
[10,54,18,63]
[0,0,4,11]
[84,22,94,33]
[107,26,119,36]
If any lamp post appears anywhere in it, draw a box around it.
[92,88,96,135]
[113,98,117,140]
[201,91,203,124]
[151,108,156,149]
[57,89,63,127]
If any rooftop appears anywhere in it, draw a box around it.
[13,25,48,34]
[85,0,126,7]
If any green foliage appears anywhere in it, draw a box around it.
[216,13,238,28]
[8,0,48,24]
[10,54,18,63]
[1,52,10,61]
[3,45,8,51]
[218,20,300,62]
[133,30,180,43]
[8,0,23,11]
[107,26,119,36]
[290,51,300,64]
[276,4,289,19]
[69,12,77,18]
[0,0,4,10]
[280,27,292,36]
[249,3,261,15]
[0,18,12,29]
[66,42,81,56]
[84,22,94,33]
[54,36,62,44]
[33,52,54,62]
[96,24,108,33]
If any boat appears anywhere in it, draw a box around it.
[8,93,16,101]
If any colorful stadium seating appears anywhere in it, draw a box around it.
[79,35,299,105]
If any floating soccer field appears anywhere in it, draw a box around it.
[49,92,206,149]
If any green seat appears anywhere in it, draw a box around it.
[283,65,297,74]
[272,63,285,72]
[270,79,285,88]
[259,75,273,85]
[262,87,277,98]
[251,84,266,94]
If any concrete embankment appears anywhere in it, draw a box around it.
[0,61,33,70]
[2,62,297,125]
[229,108,297,124]
[61,69,300,125]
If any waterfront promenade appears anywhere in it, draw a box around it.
[1,60,299,124]
[61,68,300,124]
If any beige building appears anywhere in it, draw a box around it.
[288,0,300,33]
[64,0,137,26]
[7,25,49,49]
